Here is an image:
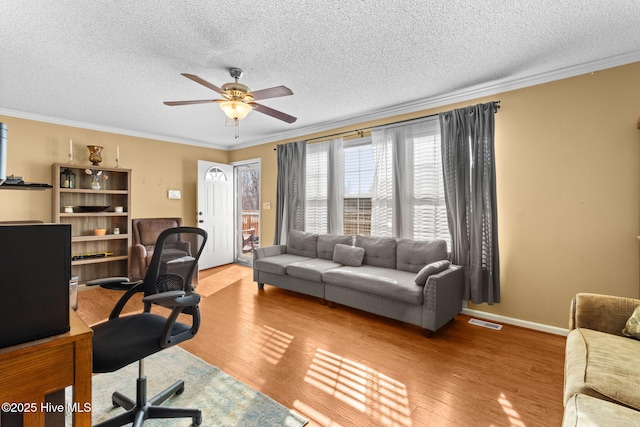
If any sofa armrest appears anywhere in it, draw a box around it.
[570,293,640,336]
[253,245,287,282]
[422,265,464,332]
[254,245,287,261]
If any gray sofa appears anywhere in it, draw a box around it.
[253,230,464,335]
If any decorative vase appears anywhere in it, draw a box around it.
[91,178,101,190]
[87,145,103,166]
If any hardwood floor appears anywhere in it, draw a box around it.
[77,264,566,427]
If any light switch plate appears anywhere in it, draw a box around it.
[168,190,181,200]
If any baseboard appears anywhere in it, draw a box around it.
[461,308,569,336]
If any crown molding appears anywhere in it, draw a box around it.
[0,109,231,151]
[234,51,640,150]
[3,51,640,152]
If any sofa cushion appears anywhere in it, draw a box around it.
[396,239,448,273]
[317,234,353,260]
[286,258,343,282]
[287,230,318,258]
[323,265,422,305]
[562,393,640,427]
[333,244,365,267]
[355,235,397,269]
[622,306,640,339]
[254,254,313,276]
[415,260,451,286]
[564,328,640,410]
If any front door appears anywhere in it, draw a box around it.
[197,160,234,269]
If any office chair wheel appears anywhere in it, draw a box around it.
[193,415,202,425]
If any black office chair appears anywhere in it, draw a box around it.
[89,226,207,427]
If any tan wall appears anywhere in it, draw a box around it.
[0,117,229,226]
[2,62,639,328]
[231,62,640,329]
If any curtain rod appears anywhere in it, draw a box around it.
[275,100,500,148]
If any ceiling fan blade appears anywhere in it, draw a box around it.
[163,99,219,106]
[250,102,297,123]
[250,85,293,101]
[181,73,224,94]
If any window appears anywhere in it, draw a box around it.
[343,140,373,236]
[305,142,329,234]
[304,116,450,247]
[205,167,227,182]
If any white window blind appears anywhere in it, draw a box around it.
[305,141,329,234]
[371,117,450,247]
[343,140,374,236]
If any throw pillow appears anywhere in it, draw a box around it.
[414,260,451,286]
[333,244,365,267]
[622,306,640,339]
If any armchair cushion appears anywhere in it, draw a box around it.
[136,218,182,245]
[622,306,640,339]
[564,327,640,410]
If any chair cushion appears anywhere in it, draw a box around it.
[355,235,397,269]
[396,238,448,273]
[564,328,640,410]
[287,230,318,258]
[92,313,190,373]
[254,254,313,275]
[317,234,353,260]
[323,265,422,305]
[286,258,342,282]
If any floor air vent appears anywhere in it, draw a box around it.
[468,318,503,330]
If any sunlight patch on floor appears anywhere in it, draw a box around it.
[304,348,412,427]
[258,324,294,364]
[293,400,346,427]
[498,393,526,427]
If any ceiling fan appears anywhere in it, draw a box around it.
[164,68,297,129]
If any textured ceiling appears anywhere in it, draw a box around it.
[1,1,640,150]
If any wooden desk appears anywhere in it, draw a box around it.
[0,311,92,426]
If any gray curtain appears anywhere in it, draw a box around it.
[274,141,306,244]
[439,102,500,304]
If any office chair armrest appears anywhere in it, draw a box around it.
[86,277,133,290]
[108,280,145,319]
[142,291,186,304]
[145,292,201,308]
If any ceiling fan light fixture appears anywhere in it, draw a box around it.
[220,100,252,120]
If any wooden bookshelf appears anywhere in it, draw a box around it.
[52,163,131,285]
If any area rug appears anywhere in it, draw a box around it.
[66,346,308,426]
